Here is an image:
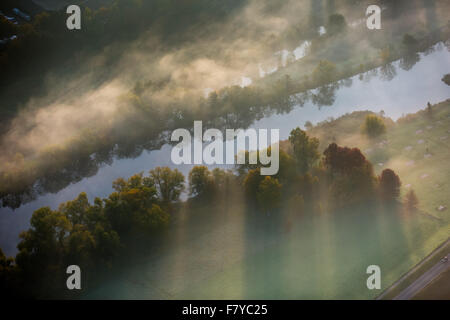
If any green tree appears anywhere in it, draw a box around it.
[148,167,185,203]
[243,168,264,201]
[379,169,402,201]
[257,176,282,214]
[16,207,71,269]
[289,128,320,174]
[104,173,169,238]
[188,166,215,198]
[14,207,71,297]
[58,192,91,226]
[323,143,376,207]
[312,60,337,84]
[211,168,235,191]
[362,114,386,138]
[66,224,96,267]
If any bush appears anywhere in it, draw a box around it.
[362,115,386,138]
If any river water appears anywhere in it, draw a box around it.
[1,42,449,256]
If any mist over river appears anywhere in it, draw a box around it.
[1,42,449,257]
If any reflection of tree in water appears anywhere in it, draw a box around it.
[379,63,397,81]
[399,53,421,71]
[445,40,450,52]
[1,40,442,208]
[361,68,379,83]
[292,92,310,107]
[341,78,353,88]
[311,83,339,108]
[435,41,446,52]
[1,72,341,209]
[423,44,436,56]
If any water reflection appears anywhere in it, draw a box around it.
[1,43,450,256]
[379,63,397,81]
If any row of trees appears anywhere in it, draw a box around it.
[1,166,188,298]
[238,128,419,214]
[1,126,419,298]
[0,57,342,209]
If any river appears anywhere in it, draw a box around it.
[1,42,449,257]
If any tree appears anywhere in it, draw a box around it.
[66,224,96,267]
[0,247,17,298]
[243,168,263,200]
[211,168,235,191]
[289,128,320,174]
[257,176,282,214]
[379,169,401,201]
[16,207,71,268]
[148,167,185,203]
[324,143,368,174]
[14,207,71,297]
[323,143,376,207]
[276,149,297,182]
[404,190,419,211]
[362,114,386,138]
[104,173,169,238]
[402,34,418,52]
[188,166,214,198]
[312,60,337,84]
[58,192,90,226]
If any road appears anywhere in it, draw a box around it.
[394,253,450,300]
[377,238,450,300]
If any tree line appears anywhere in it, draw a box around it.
[0,127,419,298]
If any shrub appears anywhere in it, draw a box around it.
[362,115,386,138]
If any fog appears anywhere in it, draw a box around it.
[1,0,448,203]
